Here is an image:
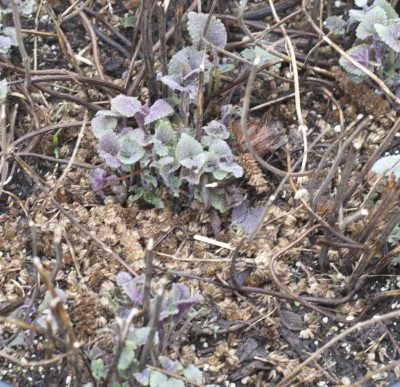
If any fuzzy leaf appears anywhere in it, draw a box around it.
[92,168,107,193]
[241,46,279,65]
[371,155,400,179]
[149,372,185,387]
[183,364,203,384]
[0,35,11,54]
[110,95,142,117]
[123,128,148,146]
[117,134,145,165]
[375,21,400,52]
[167,47,209,84]
[209,190,227,213]
[91,115,117,138]
[18,0,37,15]
[324,15,348,35]
[219,159,244,178]
[232,200,264,233]
[116,272,145,303]
[144,99,175,125]
[160,75,186,91]
[176,133,205,171]
[374,0,398,19]
[3,27,17,46]
[209,139,232,157]
[159,356,181,373]
[99,130,121,169]
[356,6,387,39]
[203,120,230,139]
[133,369,150,386]
[91,359,106,380]
[355,0,368,7]
[118,340,135,371]
[339,44,372,76]
[0,79,8,100]
[187,12,227,48]
[132,327,151,347]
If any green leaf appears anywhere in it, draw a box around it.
[117,135,145,165]
[149,371,185,387]
[118,340,136,371]
[375,21,400,52]
[132,327,151,347]
[124,15,136,28]
[356,6,387,39]
[0,79,8,100]
[143,192,164,209]
[92,359,107,380]
[241,46,279,66]
[371,155,400,179]
[183,364,203,384]
[374,0,398,19]
[176,134,206,171]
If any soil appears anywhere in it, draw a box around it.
[0,0,399,386]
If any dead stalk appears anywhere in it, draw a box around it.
[143,238,155,326]
[278,310,400,386]
[140,289,164,370]
[344,117,400,203]
[174,0,184,52]
[268,0,308,175]
[11,0,31,88]
[158,1,169,98]
[142,0,158,103]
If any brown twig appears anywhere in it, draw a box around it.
[278,310,400,386]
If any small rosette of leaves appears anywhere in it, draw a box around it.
[327,0,400,93]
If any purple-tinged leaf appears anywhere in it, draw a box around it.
[144,99,175,125]
[160,75,186,92]
[91,115,117,138]
[203,120,230,140]
[231,199,264,234]
[324,15,348,35]
[92,168,107,192]
[219,160,243,178]
[375,21,400,52]
[187,12,227,48]
[99,130,121,169]
[133,369,151,385]
[159,356,181,373]
[356,6,387,39]
[123,128,148,146]
[167,47,210,84]
[95,109,120,117]
[134,103,150,128]
[221,104,234,127]
[110,95,142,117]
[99,152,120,169]
[339,44,373,76]
[116,272,145,303]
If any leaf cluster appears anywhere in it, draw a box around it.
[325,0,400,95]
[90,273,204,386]
[92,17,249,213]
